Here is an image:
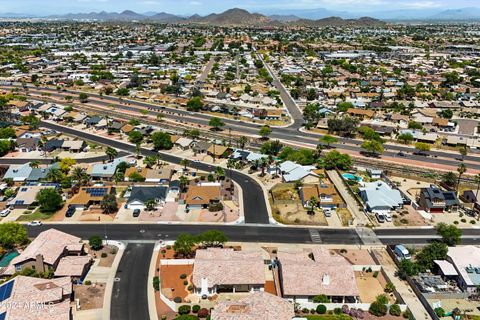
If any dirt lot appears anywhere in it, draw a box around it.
[160,263,193,302]
[355,273,391,303]
[272,202,328,225]
[74,282,105,310]
[88,245,117,267]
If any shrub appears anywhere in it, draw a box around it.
[385,281,396,293]
[183,280,188,285]
[471,220,476,224]
[110,248,117,254]
[187,285,193,291]
[192,305,200,313]
[434,307,445,317]
[302,308,310,314]
[89,235,103,250]
[356,309,365,319]
[461,218,467,223]
[197,308,209,318]
[173,296,182,303]
[310,309,316,314]
[101,252,108,258]
[453,220,459,225]
[166,245,172,250]
[180,274,187,279]
[153,276,160,291]
[373,271,379,278]
[84,280,91,285]
[316,304,327,314]
[178,305,191,315]
[342,305,350,314]
[369,301,387,317]
[312,294,330,303]
[375,294,389,305]
[334,308,342,315]
[390,304,402,316]
[403,309,412,319]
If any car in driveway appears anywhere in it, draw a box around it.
[65,206,76,218]
[28,220,42,226]
[0,208,11,217]
[133,209,141,217]
[384,212,393,222]
[375,212,386,223]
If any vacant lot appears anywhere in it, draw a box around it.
[74,282,105,310]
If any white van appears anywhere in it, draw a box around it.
[394,245,411,260]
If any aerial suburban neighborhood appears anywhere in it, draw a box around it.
[0,1,479,320]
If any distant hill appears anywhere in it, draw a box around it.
[293,16,386,27]
[23,8,384,26]
[429,7,480,20]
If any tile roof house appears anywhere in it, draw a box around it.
[277,247,360,303]
[69,186,113,209]
[16,137,40,152]
[2,229,90,280]
[126,186,168,210]
[192,248,265,297]
[418,186,460,213]
[211,291,294,320]
[184,185,222,208]
[359,181,404,212]
[8,185,55,208]
[0,276,72,320]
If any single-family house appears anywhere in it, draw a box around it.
[445,246,480,294]
[69,186,113,209]
[184,185,221,209]
[89,158,122,180]
[192,248,265,296]
[359,181,404,212]
[418,186,460,213]
[8,185,54,209]
[4,163,33,182]
[126,186,168,210]
[299,184,343,209]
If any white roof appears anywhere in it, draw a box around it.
[434,260,458,276]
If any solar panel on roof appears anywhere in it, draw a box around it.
[0,280,14,302]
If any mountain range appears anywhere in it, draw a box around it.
[2,7,480,22]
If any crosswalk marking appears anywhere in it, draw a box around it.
[309,229,322,244]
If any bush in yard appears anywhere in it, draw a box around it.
[84,280,91,285]
[302,308,309,314]
[183,280,188,286]
[356,309,365,319]
[312,294,330,303]
[101,252,107,258]
[350,308,358,318]
[390,304,402,316]
[369,301,387,317]
[342,305,350,314]
[434,307,445,317]
[192,305,200,313]
[174,315,198,320]
[178,305,191,315]
[153,276,160,291]
[316,304,327,314]
[197,308,209,318]
[173,297,182,303]
[373,271,379,278]
[334,308,342,315]
[89,235,103,250]
[375,294,389,305]
[180,273,187,279]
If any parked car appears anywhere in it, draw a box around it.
[28,221,42,226]
[65,206,76,218]
[0,209,11,217]
[394,244,411,260]
[323,208,332,217]
[375,212,385,223]
[133,209,141,217]
[384,212,393,222]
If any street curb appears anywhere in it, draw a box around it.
[148,244,160,320]
[102,240,126,320]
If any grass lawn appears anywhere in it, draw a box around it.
[16,209,53,222]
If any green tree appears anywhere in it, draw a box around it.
[320,150,352,170]
[369,301,387,317]
[474,173,480,199]
[100,194,118,214]
[456,163,467,194]
[303,103,321,128]
[361,140,384,156]
[336,101,353,112]
[36,188,63,213]
[390,304,401,316]
[180,158,190,171]
[416,242,448,271]
[436,223,462,246]
[0,127,16,139]
[79,92,88,103]
[186,97,203,112]
[151,132,173,150]
[238,136,248,149]
[0,223,28,249]
[397,132,414,144]
[396,259,419,280]
[46,167,65,183]
[258,125,272,139]
[59,157,76,174]
[105,147,118,161]
[145,199,156,211]
[116,88,130,96]
[173,233,196,257]
[89,235,103,250]
[71,167,89,186]
[208,117,225,131]
[441,171,457,188]
[128,131,143,144]
[144,155,157,168]
[459,146,468,161]
[128,171,146,182]
[415,142,431,153]
[197,230,228,247]
[0,140,14,157]
[319,135,338,147]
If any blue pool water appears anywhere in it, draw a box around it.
[342,173,363,182]
[0,251,19,267]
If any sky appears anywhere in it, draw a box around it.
[0,0,478,15]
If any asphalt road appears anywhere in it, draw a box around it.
[110,243,153,320]
[40,121,270,224]
[0,152,128,165]
[11,84,480,170]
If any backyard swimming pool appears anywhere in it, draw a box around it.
[342,173,363,182]
[0,251,19,267]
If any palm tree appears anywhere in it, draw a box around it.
[29,160,40,169]
[459,147,468,161]
[46,167,64,183]
[144,155,157,168]
[456,163,467,194]
[180,158,190,171]
[105,147,118,162]
[113,172,124,185]
[71,167,89,186]
[179,175,189,192]
[474,174,480,199]
[214,166,225,181]
[226,159,236,180]
[135,143,141,158]
[259,157,268,177]
[238,136,248,150]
